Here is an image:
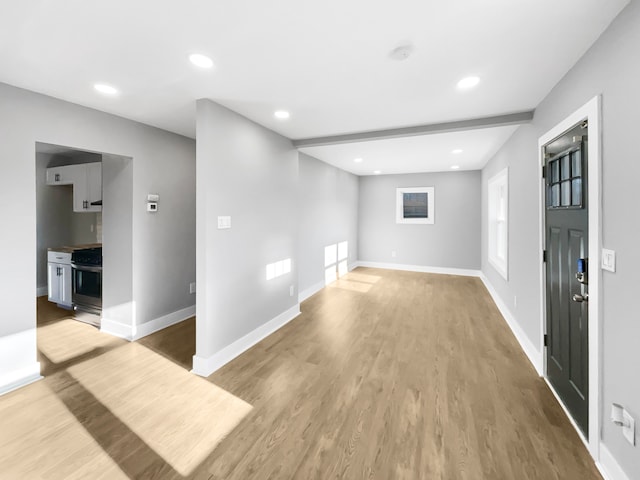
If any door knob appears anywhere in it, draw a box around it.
[572,293,589,303]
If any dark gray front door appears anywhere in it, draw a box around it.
[544,122,589,437]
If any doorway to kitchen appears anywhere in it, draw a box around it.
[35,142,134,375]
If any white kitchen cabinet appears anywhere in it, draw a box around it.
[46,162,102,212]
[45,164,82,185]
[72,162,102,212]
[47,251,72,308]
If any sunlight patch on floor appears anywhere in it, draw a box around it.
[342,272,381,284]
[37,319,123,363]
[0,381,128,479]
[68,343,253,476]
[328,279,373,293]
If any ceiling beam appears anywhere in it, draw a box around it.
[292,110,534,148]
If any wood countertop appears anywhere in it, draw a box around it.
[48,243,102,253]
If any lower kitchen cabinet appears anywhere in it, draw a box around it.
[48,251,72,308]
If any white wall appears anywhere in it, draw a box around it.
[359,171,481,271]
[0,82,196,393]
[298,153,359,299]
[481,2,640,478]
[194,99,299,375]
[102,154,134,328]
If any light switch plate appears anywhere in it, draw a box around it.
[602,248,616,272]
[217,216,231,229]
[623,410,635,445]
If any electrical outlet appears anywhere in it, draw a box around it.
[514,296,517,308]
[391,250,397,258]
[289,285,294,297]
[623,410,636,445]
[189,282,196,294]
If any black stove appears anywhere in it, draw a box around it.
[71,247,102,316]
[71,247,102,267]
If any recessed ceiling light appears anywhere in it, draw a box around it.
[274,110,290,120]
[354,157,363,163]
[189,53,214,69]
[389,44,414,61]
[452,149,463,154]
[373,170,382,175]
[94,83,118,95]
[457,76,480,89]
[451,165,460,170]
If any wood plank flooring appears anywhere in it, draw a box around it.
[0,268,601,479]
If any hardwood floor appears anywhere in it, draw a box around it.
[0,268,601,479]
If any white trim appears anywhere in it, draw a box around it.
[132,305,195,341]
[0,329,42,396]
[299,262,362,303]
[36,286,48,297]
[480,274,543,375]
[355,261,480,278]
[538,95,602,460]
[298,280,325,303]
[597,443,631,480]
[487,167,509,280]
[0,364,42,396]
[101,305,196,341]
[100,317,135,340]
[191,304,301,377]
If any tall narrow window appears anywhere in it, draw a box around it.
[488,168,508,279]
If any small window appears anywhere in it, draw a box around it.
[488,168,508,279]
[546,149,583,209]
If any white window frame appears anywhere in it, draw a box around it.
[488,168,508,279]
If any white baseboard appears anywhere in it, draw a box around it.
[0,363,42,396]
[355,261,481,278]
[100,317,134,340]
[192,304,301,377]
[298,263,359,303]
[0,329,42,396]
[132,305,195,341]
[36,286,48,297]
[298,281,325,303]
[479,274,543,375]
[101,305,195,341]
[597,443,631,480]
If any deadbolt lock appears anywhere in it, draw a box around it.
[576,258,588,285]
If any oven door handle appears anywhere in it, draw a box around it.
[71,264,103,273]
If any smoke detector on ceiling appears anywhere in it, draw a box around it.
[389,45,414,61]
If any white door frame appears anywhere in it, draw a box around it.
[538,95,602,460]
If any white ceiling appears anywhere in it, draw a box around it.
[0,0,629,173]
[300,125,520,175]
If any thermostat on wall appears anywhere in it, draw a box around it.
[147,193,159,212]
